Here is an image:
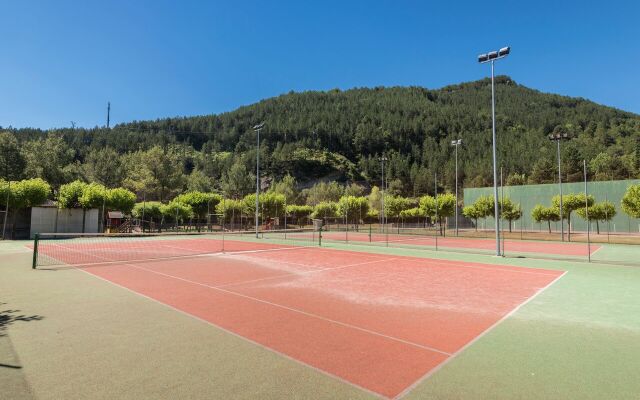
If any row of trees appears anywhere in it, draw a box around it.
[462,184,640,239]
[4,170,640,237]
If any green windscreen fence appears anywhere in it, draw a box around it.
[463,179,640,234]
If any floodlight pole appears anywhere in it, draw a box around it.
[557,139,564,241]
[478,46,510,256]
[489,60,501,255]
[451,139,462,236]
[254,123,265,238]
[549,133,569,241]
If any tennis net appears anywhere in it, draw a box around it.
[32,228,319,269]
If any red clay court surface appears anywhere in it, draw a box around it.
[315,231,599,257]
[36,239,565,398]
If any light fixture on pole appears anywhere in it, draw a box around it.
[450,139,462,236]
[253,122,265,238]
[478,46,510,256]
[548,130,570,241]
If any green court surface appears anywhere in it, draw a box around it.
[1,237,640,399]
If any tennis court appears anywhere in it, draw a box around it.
[296,229,599,258]
[31,233,563,398]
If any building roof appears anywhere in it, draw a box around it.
[107,211,124,219]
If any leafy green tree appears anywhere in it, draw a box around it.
[419,193,455,234]
[221,161,255,199]
[384,195,413,222]
[79,183,108,210]
[500,198,523,232]
[363,208,380,223]
[418,195,436,218]
[505,173,526,186]
[552,193,595,240]
[305,181,343,206]
[106,188,137,214]
[286,205,313,226]
[22,134,75,188]
[435,193,456,235]
[344,183,366,197]
[269,174,298,204]
[0,178,51,237]
[576,201,616,234]
[0,132,26,180]
[123,146,184,201]
[216,198,246,225]
[621,184,640,218]
[589,152,615,181]
[242,192,286,220]
[310,202,338,220]
[531,205,560,233]
[337,196,369,224]
[399,207,423,223]
[174,191,222,221]
[186,169,215,193]
[473,195,494,218]
[160,201,194,224]
[132,201,163,222]
[57,180,88,208]
[386,179,405,196]
[462,205,482,231]
[0,178,51,208]
[367,186,383,215]
[83,147,125,187]
[529,157,555,184]
[57,180,93,232]
[467,195,495,230]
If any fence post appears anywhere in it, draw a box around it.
[32,233,39,269]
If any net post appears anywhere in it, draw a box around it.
[32,233,39,269]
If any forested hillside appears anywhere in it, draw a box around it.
[2,76,639,201]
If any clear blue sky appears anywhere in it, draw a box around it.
[1,0,638,129]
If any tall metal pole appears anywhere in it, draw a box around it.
[434,173,439,250]
[584,160,591,262]
[2,181,9,240]
[500,167,505,256]
[253,123,264,238]
[107,101,111,128]
[557,139,564,241]
[478,47,509,254]
[455,143,458,236]
[256,127,260,238]
[141,192,146,233]
[490,60,501,256]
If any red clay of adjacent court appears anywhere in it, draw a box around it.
[37,240,564,398]
[317,231,599,256]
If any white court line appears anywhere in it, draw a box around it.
[67,263,387,399]
[40,241,569,398]
[126,262,452,357]
[393,270,569,400]
[215,257,401,289]
[46,242,451,356]
[589,245,604,257]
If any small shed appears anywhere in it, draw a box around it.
[107,211,125,229]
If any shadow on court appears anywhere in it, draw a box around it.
[0,304,44,338]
